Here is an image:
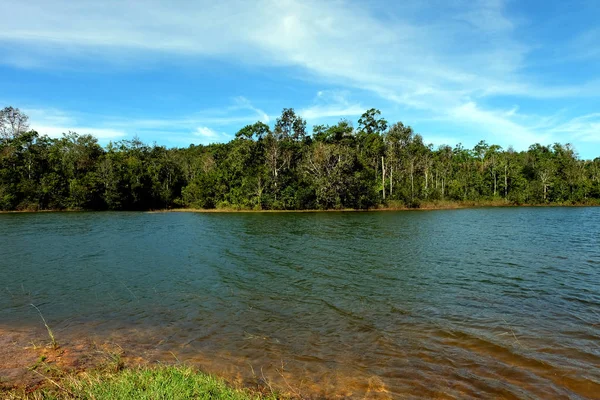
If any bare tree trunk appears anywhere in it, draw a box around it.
[442,177,445,199]
[256,176,263,209]
[504,164,508,198]
[390,166,393,197]
[382,156,386,200]
[410,159,414,201]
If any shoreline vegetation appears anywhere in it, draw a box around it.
[1,106,599,213]
[4,366,277,400]
[164,199,600,212]
[1,200,599,214]
[0,327,281,400]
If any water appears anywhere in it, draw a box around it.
[1,208,599,398]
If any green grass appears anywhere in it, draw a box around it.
[4,366,281,400]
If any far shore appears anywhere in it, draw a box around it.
[163,201,599,213]
[1,200,599,214]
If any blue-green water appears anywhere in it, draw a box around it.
[1,208,599,398]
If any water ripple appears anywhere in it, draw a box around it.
[1,208,599,398]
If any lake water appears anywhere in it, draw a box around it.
[1,208,599,398]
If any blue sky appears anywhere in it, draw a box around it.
[0,0,599,159]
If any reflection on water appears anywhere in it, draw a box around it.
[1,208,599,398]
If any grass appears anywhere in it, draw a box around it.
[3,312,286,399]
[30,304,58,350]
[3,365,281,400]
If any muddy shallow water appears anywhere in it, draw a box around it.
[1,209,599,398]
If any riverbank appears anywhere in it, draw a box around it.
[0,328,282,400]
[4,366,277,400]
[0,323,373,399]
[2,200,598,214]
[3,366,278,399]
[159,199,600,213]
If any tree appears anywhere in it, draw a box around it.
[0,104,598,211]
[385,122,413,199]
[0,107,30,140]
[434,145,453,199]
[452,143,474,200]
[486,144,502,197]
[527,144,555,202]
[357,108,388,136]
[312,120,354,144]
[262,134,290,206]
[357,109,388,200]
[274,108,306,142]
[235,121,270,140]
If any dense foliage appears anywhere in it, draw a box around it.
[1,106,599,211]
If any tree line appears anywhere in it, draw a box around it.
[1,106,599,211]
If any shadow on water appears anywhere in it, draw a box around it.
[1,208,599,398]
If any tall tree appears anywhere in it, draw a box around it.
[274,108,307,142]
[0,107,30,140]
[0,105,598,211]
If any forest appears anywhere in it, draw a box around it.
[1,106,599,211]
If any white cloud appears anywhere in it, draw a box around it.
[455,0,514,32]
[300,104,364,120]
[0,0,542,105]
[0,1,587,107]
[25,108,127,139]
[299,90,364,120]
[1,0,599,156]
[31,125,126,139]
[566,28,600,61]
[190,126,232,145]
[232,96,270,123]
[24,107,76,126]
[449,102,551,148]
[547,113,600,143]
[19,96,272,146]
[194,126,218,138]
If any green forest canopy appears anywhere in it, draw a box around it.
[1,106,599,211]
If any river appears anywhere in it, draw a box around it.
[1,208,599,398]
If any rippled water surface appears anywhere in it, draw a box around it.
[1,208,599,398]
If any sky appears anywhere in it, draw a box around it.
[0,0,599,159]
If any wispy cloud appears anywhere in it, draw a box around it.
[448,102,551,149]
[1,0,599,157]
[232,96,270,123]
[31,125,126,140]
[566,28,600,61]
[547,113,600,143]
[194,126,218,138]
[21,99,261,145]
[0,0,550,103]
[190,126,232,145]
[25,108,127,139]
[299,90,364,120]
